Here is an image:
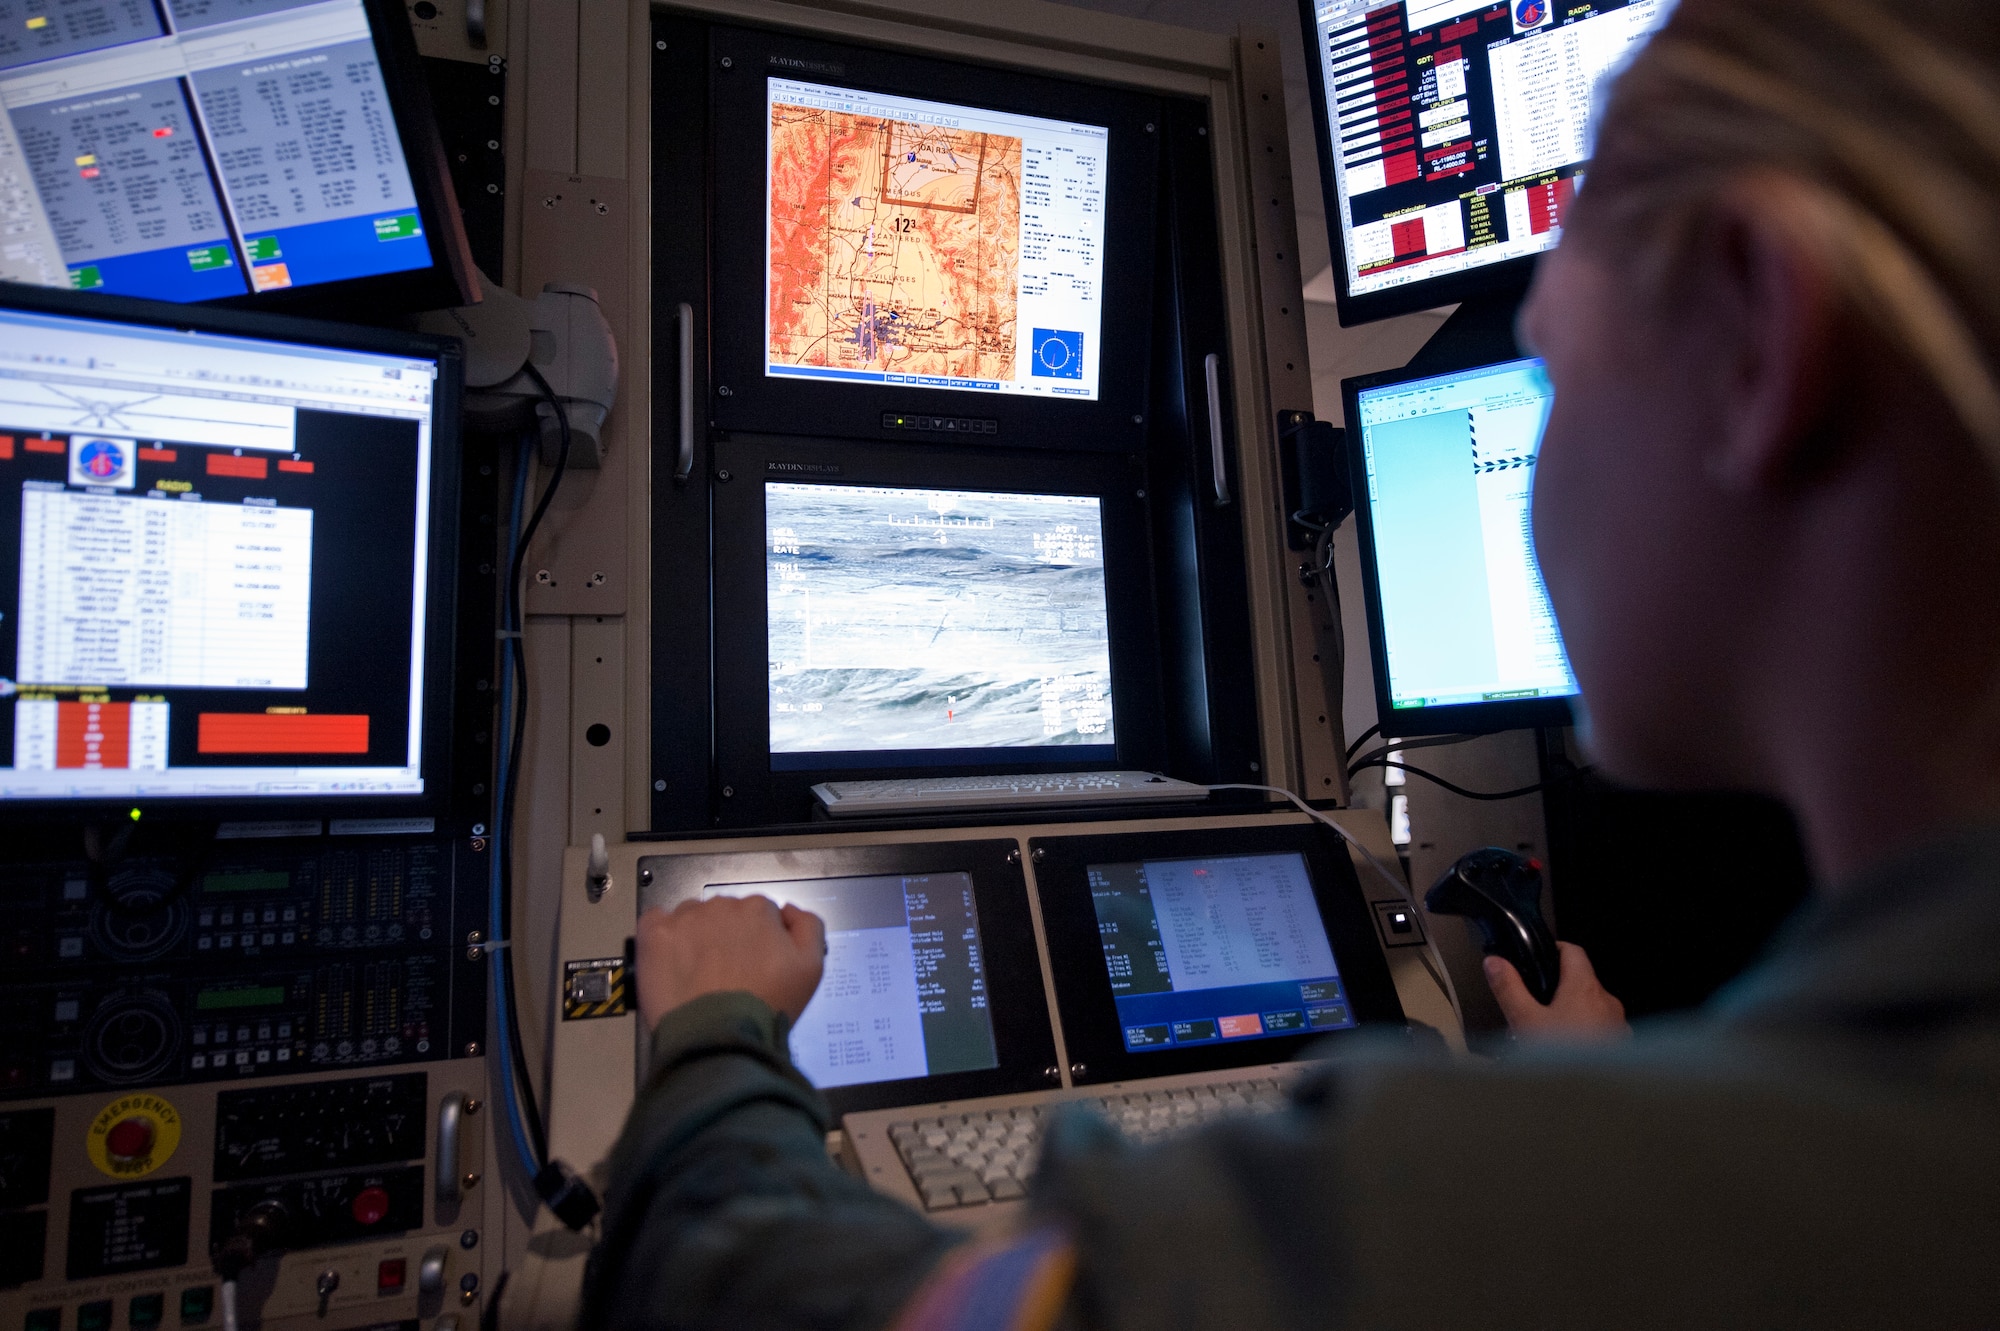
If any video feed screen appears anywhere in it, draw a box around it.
[0,0,437,302]
[1089,852,1355,1053]
[1310,0,1670,301]
[0,302,440,801]
[703,872,1000,1090]
[766,482,1116,767]
[766,77,1108,401]
[1353,356,1578,711]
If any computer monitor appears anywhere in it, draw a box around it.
[0,0,473,312]
[1342,352,1578,737]
[0,283,463,813]
[706,24,1162,449]
[1300,0,1672,326]
[708,435,1168,825]
[702,872,1000,1090]
[638,838,1059,1115]
[1087,851,1357,1054]
[1031,823,1405,1086]
[765,481,1116,769]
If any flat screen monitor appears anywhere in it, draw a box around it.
[765,480,1117,770]
[702,872,1000,1090]
[707,24,1161,450]
[1031,823,1405,1086]
[637,838,1058,1115]
[0,0,472,312]
[1088,851,1357,1055]
[1343,352,1578,737]
[1301,0,1672,325]
[766,77,1108,403]
[0,284,461,810]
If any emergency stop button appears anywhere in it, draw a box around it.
[105,1116,155,1161]
[352,1186,391,1226]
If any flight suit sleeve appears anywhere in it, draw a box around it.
[580,990,962,1331]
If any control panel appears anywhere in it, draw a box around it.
[0,834,490,1330]
[0,838,484,1100]
[0,1066,487,1330]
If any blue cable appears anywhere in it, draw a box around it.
[488,432,540,1185]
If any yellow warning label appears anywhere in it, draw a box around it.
[85,1093,182,1179]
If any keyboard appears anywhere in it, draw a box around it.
[813,771,1209,818]
[886,1075,1290,1211]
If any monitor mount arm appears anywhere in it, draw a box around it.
[419,268,620,466]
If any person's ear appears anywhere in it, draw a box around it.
[1701,176,1843,493]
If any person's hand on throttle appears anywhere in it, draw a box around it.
[636,895,827,1031]
[1484,941,1630,1040]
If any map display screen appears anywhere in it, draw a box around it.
[765,78,1108,402]
[766,481,1116,767]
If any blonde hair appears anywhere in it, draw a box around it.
[1571,0,2000,465]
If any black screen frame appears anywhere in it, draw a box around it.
[1032,820,1404,1085]
[1341,350,1577,739]
[1294,0,1542,329]
[710,434,1168,827]
[705,23,1161,452]
[0,281,467,828]
[636,837,1059,1117]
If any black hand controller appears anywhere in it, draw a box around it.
[1423,848,1561,1004]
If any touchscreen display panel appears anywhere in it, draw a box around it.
[766,77,1108,401]
[703,872,1001,1089]
[1087,852,1355,1052]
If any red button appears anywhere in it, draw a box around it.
[351,1187,391,1226]
[105,1117,155,1161]
[377,1258,406,1293]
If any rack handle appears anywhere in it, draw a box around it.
[1204,352,1231,505]
[676,302,695,482]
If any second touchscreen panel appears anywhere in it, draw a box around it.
[1089,852,1356,1053]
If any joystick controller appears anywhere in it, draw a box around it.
[1424,848,1561,1004]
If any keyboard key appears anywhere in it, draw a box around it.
[990,1176,1027,1201]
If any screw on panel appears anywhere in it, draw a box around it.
[1069,1062,1087,1077]
[1043,1065,1060,1081]
[1031,847,1045,864]
[720,56,732,67]
[464,1041,481,1057]
[639,868,654,885]
[535,569,552,584]
[462,1172,481,1190]
[1007,848,1021,864]
[653,779,667,791]
[657,39,667,49]
[721,786,735,798]
[716,469,732,482]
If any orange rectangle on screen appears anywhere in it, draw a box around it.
[1217,1014,1263,1039]
[140,447,177,463]
[277,459,314,473]
[57,702,130,769]
[198,714,369,754]
[25,438,64,454]
[207,453,268,479]
[0,436,13,459]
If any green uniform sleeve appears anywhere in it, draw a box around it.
[579,991,961,1331]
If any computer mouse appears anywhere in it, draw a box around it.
[1423,848,1561,1004]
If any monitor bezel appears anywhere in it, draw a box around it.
[635,837,1059,1117]
[704,23,1161,452]
[1295,0,1542,329]
[1030,821,1406,1085]
[0,281,466,826]
[1341,349,1577,740]
[710,434,1169,826]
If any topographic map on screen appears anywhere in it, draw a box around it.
[768,97,1022,386]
